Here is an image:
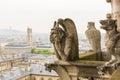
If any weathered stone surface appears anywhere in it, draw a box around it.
[50,18,79,61]
[110,66,120,80]
[85,22,101,60]
[101,51,111,61]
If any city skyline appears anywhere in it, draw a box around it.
[0,0,111,33]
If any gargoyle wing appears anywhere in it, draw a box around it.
[58,18,79,60]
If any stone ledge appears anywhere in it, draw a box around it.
[54,60,105,67]
[79,51,97,60]
[45,60,106,80]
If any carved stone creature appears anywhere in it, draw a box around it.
[50,18,79,61]
[100,13,120,65]
[85,22,101,60]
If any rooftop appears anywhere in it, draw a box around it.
[0,53,57,80]
[5,42,30,48]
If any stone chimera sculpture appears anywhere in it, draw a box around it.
[50,18,79,61]
[100,13,120,65]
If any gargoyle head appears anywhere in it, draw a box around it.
[99,19,117,31]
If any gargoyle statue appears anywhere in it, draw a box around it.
[50,18,79,61]
[100,13,120,65]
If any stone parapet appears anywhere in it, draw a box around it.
[45,60,106,80]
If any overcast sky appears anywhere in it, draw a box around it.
[0,0,111,33]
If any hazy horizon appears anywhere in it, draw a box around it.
[0,0,111,33]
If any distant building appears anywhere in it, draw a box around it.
[2,28,34,54]
[4,42,32,54]
[36,43,53,51]
[27,27,33,46]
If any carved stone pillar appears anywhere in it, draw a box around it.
[106,0,120,32]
